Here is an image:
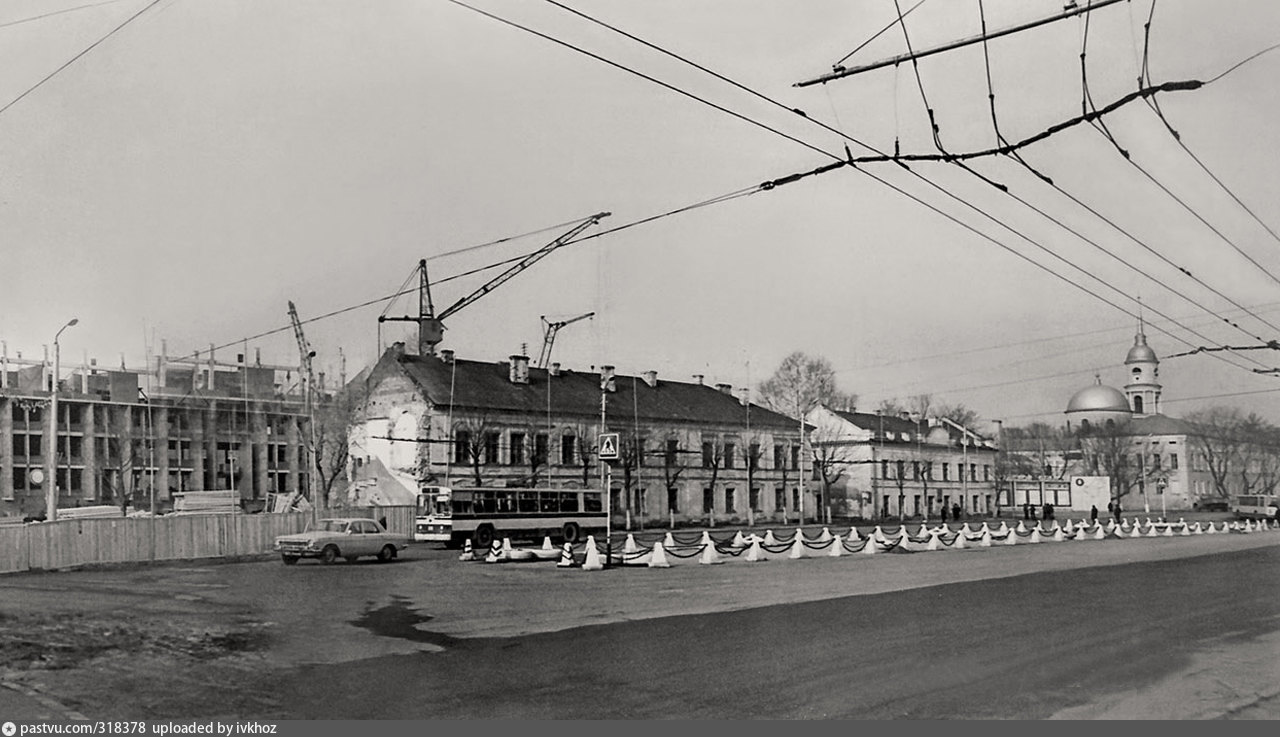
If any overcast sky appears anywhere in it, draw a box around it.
[3,0,1280,431]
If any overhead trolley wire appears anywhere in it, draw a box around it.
[0,0,164,120]
[833,0,928,69]
[525,0,1269,375]
[0,0,129,31]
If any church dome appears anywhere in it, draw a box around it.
[1125,333,1157,364]
[1066,384,1131,413]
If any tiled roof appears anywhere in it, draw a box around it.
[1127,414,1197,436]
[380,351,799,431]
[828,408,989,444]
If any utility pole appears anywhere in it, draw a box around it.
[46,318,78,522]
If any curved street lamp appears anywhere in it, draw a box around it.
[46,318,78,522]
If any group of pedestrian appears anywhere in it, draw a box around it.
[939,503,963,523]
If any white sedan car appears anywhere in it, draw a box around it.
[274,517,407,565]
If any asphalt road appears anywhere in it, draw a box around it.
[2,525,1278,720]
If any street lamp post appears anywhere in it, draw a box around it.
[46,318,79,522]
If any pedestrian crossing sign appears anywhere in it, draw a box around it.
[598,432,620,461]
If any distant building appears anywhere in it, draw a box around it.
[348,342,810,524]
[0,344,312,518]
[806,406,997,520]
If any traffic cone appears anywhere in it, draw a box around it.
[1144,523,1159,537]
[1161,524,1175,537]
[582,536,604,571]
[485,539,503,563]
[700,530,714,547]
[979,522,991,535]
[997,521,1009,534]
[1029,529,1042,544]
[897,526,911,543]
[663,532,676,547]
[648,541,671,568]
[541,536,554,551]
[872,526,887,543]
[962,522,974,535]
[1191,522,1203,534]
[699,541,723,565]
[1052,528,1065,542]
[1128,523,1142,538]
[916,523,930,538]
[1205,521,1218,534]
[819,527,832,542]
[926,530,941,551]
[794,527,806,544]
[1004,528,1018,545]
[862,537,879,554]
[731,531,747,548]
[557,542,577,568]
[1179,522,1191,536]
[623,534,638,554]
[458,539,475,562]
[980,530,993,547]
[1016,521,1027,533]
[764,529,779,545]
[502,537,513,553]
[828,534,843,557]
[789,534,804,559]
[953,531,968,549]
[746,538,765,562]
[846,526,861,542]
[1093,525,1106,540]
[1063,520,1075,535]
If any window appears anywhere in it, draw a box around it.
[453,430,471,464]
[559,492,579,513]
[773,444,784,470]
[583,492,602,512]
[561,435,576,466]
[484,433,501,465]
[666,439,679,466]
[667,487,679,513]
[969,463,976,481]
[723,443,735,470]
[750,487,761,512]
[1170,453,1179,470]
[775,487,785,512]
[748,443,760,470]
[510,433,525,465]
[703,487,714,513]
[633,487,647,514]
[635,437,646,467]
[942,463,950,481]
[1151,453,1161,469]
[881,459,889,478]
[983,465,990,481]
[790,446,799,470]
[702,442,714,469]
[534,434,548,465]
[792,488,799,511]
[724,488,736,513]
[925,461,933,480]
[518,491,538,513]
[912,461,920,480]
[896,460,905,479]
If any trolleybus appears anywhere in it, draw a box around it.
[414,485,607,548]
[1233,494,1278,521]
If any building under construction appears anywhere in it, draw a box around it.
[0,342,315,519]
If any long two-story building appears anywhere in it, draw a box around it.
[349,343,815,526]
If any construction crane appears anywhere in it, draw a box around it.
[380,212,610,355]
[537,312,594,369]
[288,301,318,499]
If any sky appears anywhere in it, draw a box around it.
[3,0,1280,433]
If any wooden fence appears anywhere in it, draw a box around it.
[0,505,416,574]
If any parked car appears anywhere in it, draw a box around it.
[274,517,406,565]
[1192,500,1230,512]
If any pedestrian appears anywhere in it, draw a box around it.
[1023,503,1030,520]
[1090,505,1098,523]
[952,503,961,522]
[1114,502,1123,523]
[941,504,948,524]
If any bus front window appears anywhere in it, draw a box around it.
[433,496,452,517]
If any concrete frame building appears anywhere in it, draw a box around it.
[349,343,812,525]
[0,343,312,519]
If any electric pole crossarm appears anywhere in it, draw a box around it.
[794,0,1125,87]
[436,213,610,321]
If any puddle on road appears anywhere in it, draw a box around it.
[349,595,460,650]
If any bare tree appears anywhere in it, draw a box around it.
[572,421,598,488]
[660,434,686,527]
[1185,407,1242,500]
[877,398,906,415]
[936,402,979,429]
[908,394,934,420]
[1077,423,1143,504]
[739,433,764,526]
[450,414,494,488]
[700,437,724,526]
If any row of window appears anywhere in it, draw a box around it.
[601,486,804,515]
[880,459,992,482]
[6,464,303,496]
[453,432,803,471]
[9,403,299,435]
[8,435,301,467]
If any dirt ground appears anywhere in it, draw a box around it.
[2,522,1278,719]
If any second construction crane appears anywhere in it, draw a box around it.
[537,312,594,369]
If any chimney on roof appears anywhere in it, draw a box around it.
[692,374,704,385]
[440,349,454,364]
[716,383,732,395]
[899,411,912,421]
[738,388,750,406]
[600,365,616,392]
[391,341,405,357]
[509,354,530,384]
[550,362,561,377]
[642,370,657,388]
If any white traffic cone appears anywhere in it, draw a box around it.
[961,522,974,535]
[746,538,765,562]
[1052,527,1065,542]
[1129,523,1143,538]
[1145,523,1159,538]
[916,523,930,538]
[764,529,779,545]
[1205,521,1218,534]
[700,530,714,547]
[953,531,968,549]
[998,521,1010,534]
[979,522,991,535]
[541,536,554,551]
[731,531,747,548]
[648,541,671,568]
[819,527,832,542]
[1004,528,1018,545]
[1161,524,1175,537]
[581,536,604,571]
[458,539,475,562]
[623,534,638,554]
[873,525,887,543]
[1191,522,1202,534]
[794,527,806,544]
[1029,529,1042,544]
[502,537,513,553]
[557,542,577,568]
[898,526,911,543]
[1016,520,1027,533]
[699,541,723,565]
[789,534,804,559]
[828,534,843,557]
[1179,522,1191,536]
[1093,525,1106,540]
[927,530,941,551]
[1063,520,1075,535]
[663,531,676,547]
[862,536,879,555]
[485,539,504,563]
[980,530,993,547]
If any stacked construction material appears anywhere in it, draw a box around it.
[173,490,239,515]
[55,505,124,520]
